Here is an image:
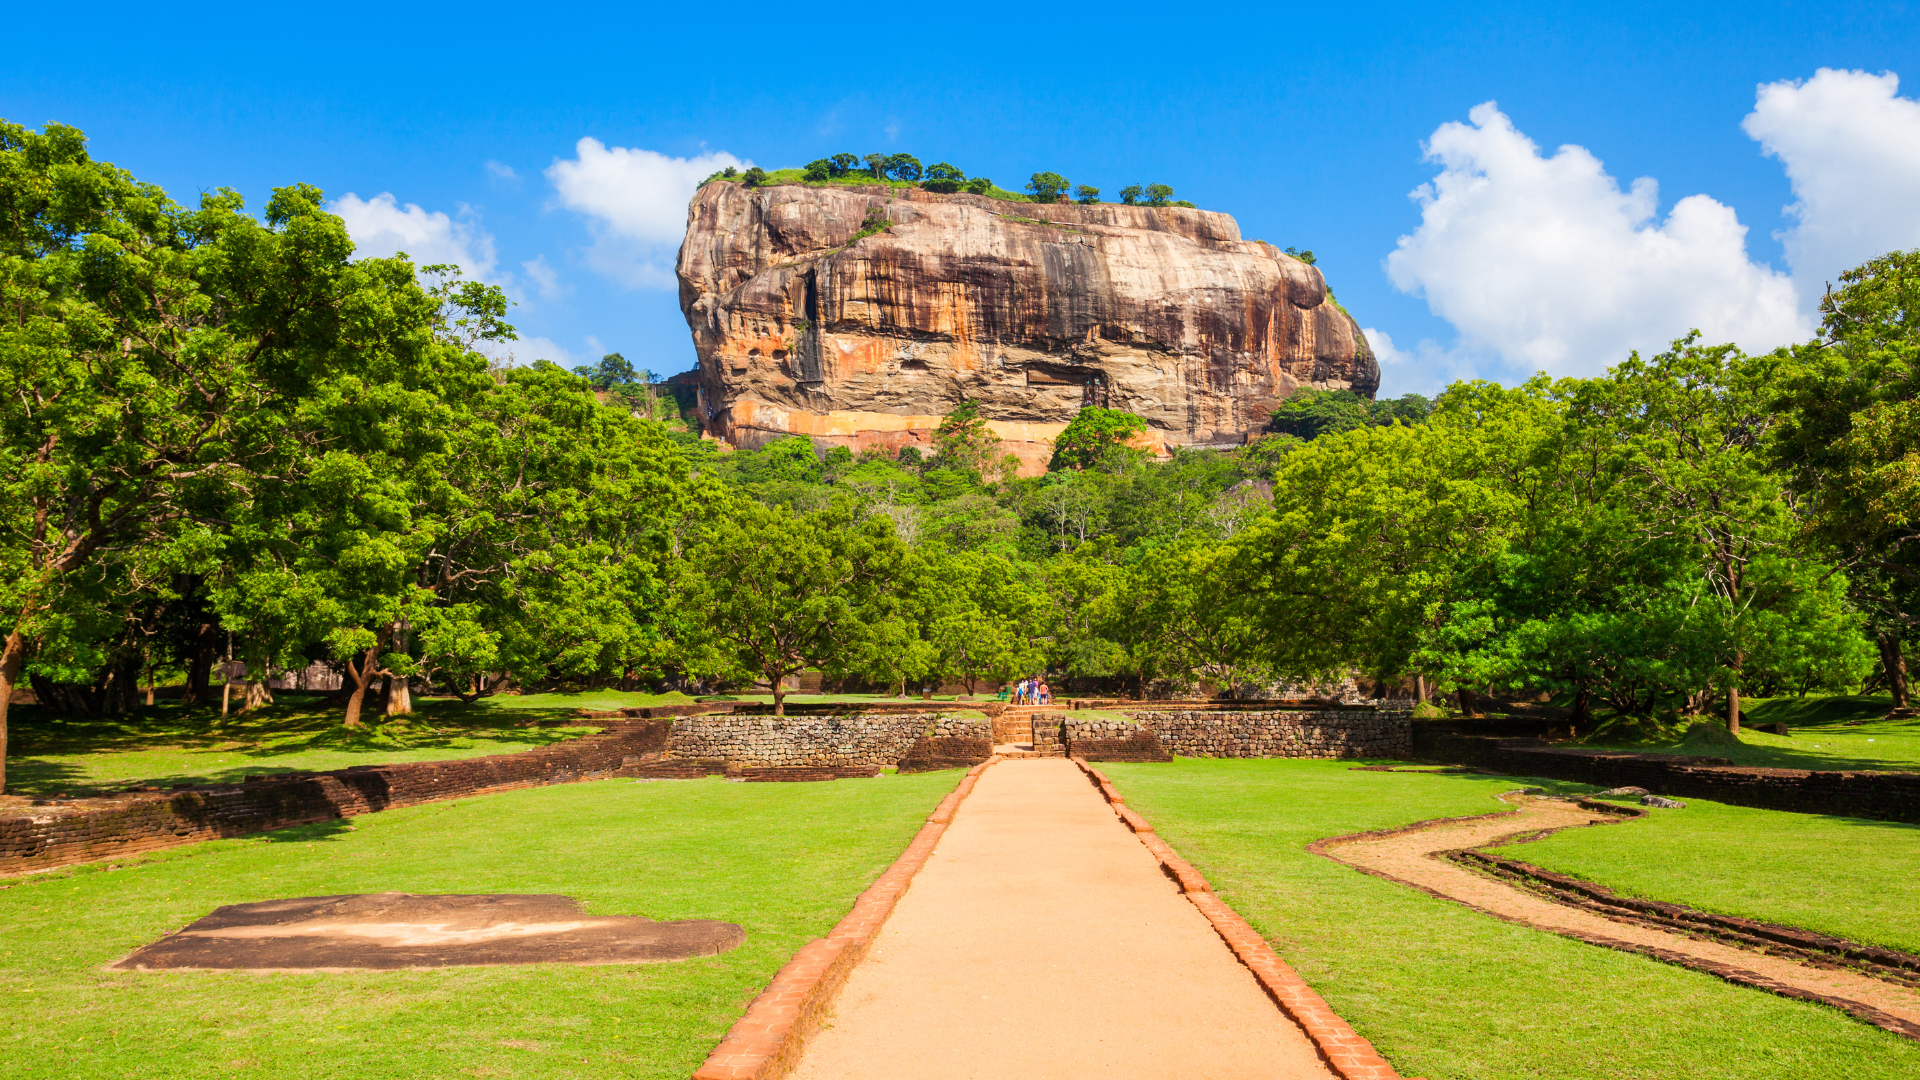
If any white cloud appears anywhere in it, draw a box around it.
[546,138,746,288]
[485,160,519,185]
[521,255,563,300]
[330,192,500,283]
[479,335,582,369]
[1383,103,1807,379]
[1743,68,1920,310]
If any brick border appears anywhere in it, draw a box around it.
[690,758,1000,1080]
[1309,794,1920,1044]
[1070,758,1409,1080]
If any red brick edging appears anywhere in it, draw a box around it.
[689,758,999,1080]
[1072,758,1408,1080]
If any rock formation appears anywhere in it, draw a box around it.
[676,181,1377,473]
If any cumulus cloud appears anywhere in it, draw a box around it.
[330,192,501,282]
[1744,68,1920,309]
[1383,103,1807,380]
[478,335,582,369]
[546,139,747,288]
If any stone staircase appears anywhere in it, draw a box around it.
[992,706,1067,758]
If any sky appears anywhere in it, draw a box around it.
[6,2,1919,397]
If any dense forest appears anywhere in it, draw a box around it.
[4,122,1918,789]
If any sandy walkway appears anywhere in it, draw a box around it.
[791,757,1333,1080]
[1318,794,1920,1035]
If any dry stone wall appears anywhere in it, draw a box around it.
[1126,709,1412,760]
[666,713,990,769]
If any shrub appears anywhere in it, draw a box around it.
[965,177,993,196]
[741,166,768,188]
[803,159,832,182]
[1284,246,1317,265]
[1074,184,1100,204]
[1026,172,1070,204]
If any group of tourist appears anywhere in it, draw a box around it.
[1011,677,1052,705]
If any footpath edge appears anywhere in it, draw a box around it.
[1073,758,1413,1080]
[689,758,1000,1080]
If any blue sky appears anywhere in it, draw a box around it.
[7,1,1919,396]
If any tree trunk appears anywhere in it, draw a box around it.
[1726,650,1743,734]
[772,676,786,717]
[1415,675,1429,704]
[1879,634,1910,710]
[1570,685,1591,728]
[343,647,382,729]
[242,680,273,712]
[385,674,413,716]
[1457,688,1477,718]
[0,631,24,793]
[184,622,220,706]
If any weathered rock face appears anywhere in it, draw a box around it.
[676,182,1377,472]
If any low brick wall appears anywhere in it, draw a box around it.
[665,713,990,770]
[896,738,995,773]
[1426,735,1920,825]
[0,719,671,874]
[1127,710,1412,760]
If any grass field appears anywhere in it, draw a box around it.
[0,769,961,1079]
[1513,795,1920,954]
[4,690,697,797]
[1103,758,1920,1080]
[1579,696,1920,772]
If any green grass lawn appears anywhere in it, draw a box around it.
[0,769,960,1079]
[1578,696,1920,772]
[5,690,696,797]
[1513,796,1920,954]
[1103,758,1920,1080]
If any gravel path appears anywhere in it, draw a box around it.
[791,757,1334,1079]
[1318,794,1920,1035]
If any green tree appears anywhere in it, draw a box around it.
[923,162,966,194]
[1268,388,1374,439]
[884,154,922,182]
[1025,172,1070,204]
[1119,185,1144,205]
[921,550,1045,697]
[741,166,768,188]
[829,153,859,177]
[933,401,1009,479]
[863,153,890,179]
[964,177,993,196]
[1050,408,1148,470]
[671,501,904,714]
[1774,250,1920,708]
[1073,184,1101,205]
[1283,246,1316,265]
[1143,184,1174,206]
[574,351,638,389]
[803,159,832,182]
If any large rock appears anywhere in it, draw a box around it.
[676,182,1378,473]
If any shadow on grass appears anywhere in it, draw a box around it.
[4,695,604,797]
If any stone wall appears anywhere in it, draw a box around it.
[1425,734,1920,825]
[0,719,672,874]
[1127,709,1412,760]
[666,713,991,769]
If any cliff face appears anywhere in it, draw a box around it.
[676,182,1377,473]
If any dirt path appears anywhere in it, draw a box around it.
[1317,794,1920,1036]
[790,757,1334,1079]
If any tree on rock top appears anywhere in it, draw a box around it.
[1026,172,1069,203]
